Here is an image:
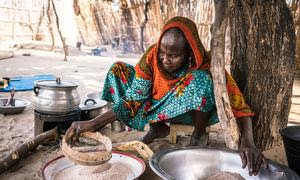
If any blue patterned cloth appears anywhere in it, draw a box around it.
[0,74,56,92]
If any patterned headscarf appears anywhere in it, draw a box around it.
[134,16,254,118]
[135,16,211,100]
[158,16,211,71]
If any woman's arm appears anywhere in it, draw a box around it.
[237,116,268,176]
[67,109,118,141]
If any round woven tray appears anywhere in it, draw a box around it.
[62,131,112,166]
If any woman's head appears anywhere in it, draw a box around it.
[158,28,192,73]
[156,16,211,74]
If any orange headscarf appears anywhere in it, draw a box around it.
[135,16,211,100]
[135,16,254,118]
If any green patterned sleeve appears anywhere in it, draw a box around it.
[112,72,152,121]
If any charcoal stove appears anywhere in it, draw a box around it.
[34,108,81,136]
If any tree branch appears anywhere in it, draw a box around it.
[210,0,240,150]
[51,0,68,61]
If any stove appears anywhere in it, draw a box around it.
[34,108,81,136]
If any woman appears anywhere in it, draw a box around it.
[68,16,266,175]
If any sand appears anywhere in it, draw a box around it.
[0,44,299,180]
[0,46,144,180]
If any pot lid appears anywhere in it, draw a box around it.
[35,77,78,88]
[80,99,108,111]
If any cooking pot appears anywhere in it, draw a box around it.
[32,77,80,114]
[80,98,108,121]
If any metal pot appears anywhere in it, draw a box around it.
[32,77,80,114]
[79,98,108,121]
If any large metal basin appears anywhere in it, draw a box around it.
[149,147,300,180]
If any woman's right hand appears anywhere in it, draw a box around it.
[65,120,95,144]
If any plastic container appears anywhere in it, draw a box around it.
[280,126,300,176]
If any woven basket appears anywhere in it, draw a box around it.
[62,131,112,166]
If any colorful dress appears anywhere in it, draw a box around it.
[102,16,254,131]
[102,62,216,130]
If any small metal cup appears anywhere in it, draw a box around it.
[111,120,126,132]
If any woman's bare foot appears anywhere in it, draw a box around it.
[189,110,210,146]
[189,130,208,146]
[141,122,170,144]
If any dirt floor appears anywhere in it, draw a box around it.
[0,45,299,180]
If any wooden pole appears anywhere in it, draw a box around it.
[210,0,239,150]
[155,0,162,30]
[140,0,149,53]
[51,0,68,61]
[11,0,15,40]
[46,0,55,51]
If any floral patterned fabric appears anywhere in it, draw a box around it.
[102,62,217,131]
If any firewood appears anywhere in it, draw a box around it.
[0,127,58,174]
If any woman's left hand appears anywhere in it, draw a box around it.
[239,142,268,176]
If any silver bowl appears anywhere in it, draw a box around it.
[149,147,300,180]
[0,98,30,115]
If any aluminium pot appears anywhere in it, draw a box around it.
[79,98,108,121]
[32,77,80,114]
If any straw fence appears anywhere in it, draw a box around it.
[0,0,298,75]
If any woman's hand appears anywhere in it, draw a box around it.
[65,120,95,144]
[236,116,268,176]
[239,142,268,176]
[65,110,118,143]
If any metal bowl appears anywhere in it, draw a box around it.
[149,147,300,180]
[0,98,30,115]
[42,152,146,180]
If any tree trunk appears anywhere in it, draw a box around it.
[211,0,240,150]
[290,0,300,76]
[229,0,296,150]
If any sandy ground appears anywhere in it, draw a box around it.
[0,46,299,180]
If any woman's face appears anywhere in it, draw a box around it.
[158,30,189,73]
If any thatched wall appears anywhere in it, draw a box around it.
[0,0,298,74]
[73,0,214,53]
[159,0,214,50]
[0,0,79,48]
[0,0,46,41]
[116,0,214,52]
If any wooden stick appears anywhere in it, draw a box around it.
[210,0,240,150]
[46,0,55,51]
[51,0,68,61]
[0,127,58,174]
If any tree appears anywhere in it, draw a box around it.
[229,0,296,150]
